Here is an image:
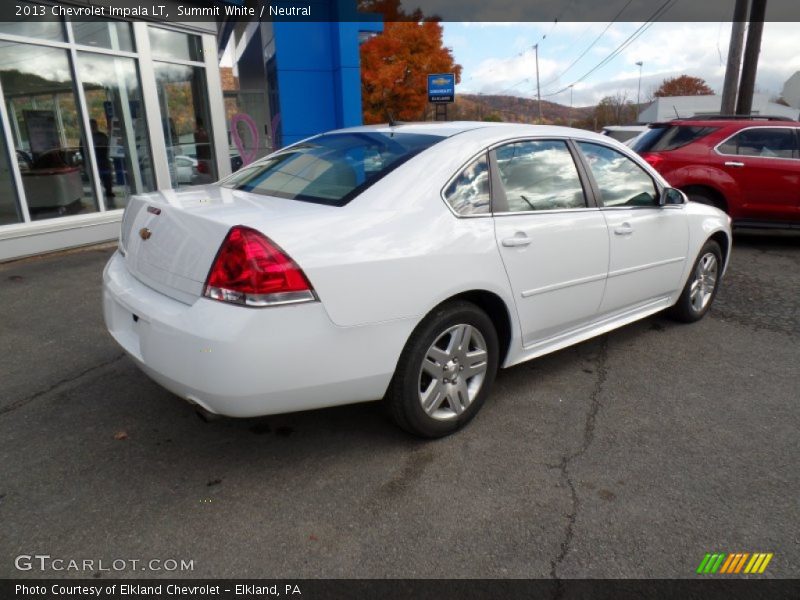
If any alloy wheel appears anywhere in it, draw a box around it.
[418,324,488,420]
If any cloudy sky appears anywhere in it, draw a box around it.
[442,21,800,106]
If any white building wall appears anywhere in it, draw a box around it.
[782,72,800,109]
[638,94,799,123]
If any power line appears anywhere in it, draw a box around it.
[540,0,677,98]
[537,0,635,91]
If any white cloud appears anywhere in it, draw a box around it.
[452,21,800,106]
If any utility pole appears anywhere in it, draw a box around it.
[568,85,574,127]
[534,44,543,123]
[721,0,749,115]
[736,0,767,115]
[635,61,643,122]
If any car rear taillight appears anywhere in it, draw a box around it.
[640,152,665,169]
[203,226,316,307]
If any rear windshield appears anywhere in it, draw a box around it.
[219,132,445,206]
[631,125,718,153]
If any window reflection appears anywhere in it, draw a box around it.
[154,62,216,187]
[444,155,490,215]
[577,142,657,208]
[77,52,155,209]
[0,3,64,42]
[0,125,22,224]
[0,42,98,220]
[494,141,585,212]
[73,20,134,53]
[148,28,202,62]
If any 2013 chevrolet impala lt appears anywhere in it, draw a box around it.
[103,122,731,437]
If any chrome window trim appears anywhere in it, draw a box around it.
[439,150,492,219]
[439,135,671,218]
[713,125,800,161]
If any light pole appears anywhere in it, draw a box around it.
[533,44,542,123]
[568,85,574,127]
[635,61,643,123]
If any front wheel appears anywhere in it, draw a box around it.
[668,240,722,323]
[386,300,499,438]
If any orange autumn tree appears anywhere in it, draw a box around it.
[654,75,714,97]
[359,3,461,124]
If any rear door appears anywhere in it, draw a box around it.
[491,139,609,346]
[715,126,800,220]
[574,141,689,316]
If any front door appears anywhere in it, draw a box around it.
[716,126,800,221]
[575,141,689,315]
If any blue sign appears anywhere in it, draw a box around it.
[428,73,455,104]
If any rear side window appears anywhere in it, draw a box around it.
[220,132,444,206]
[493,140,586,212]
[577,142,658,208]
[444,154,491,215]
[717,127,798,159]
[632,125,718,153]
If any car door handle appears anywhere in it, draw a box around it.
[501,235,532,247]
[725,161,745,168]
[614,223,634,236]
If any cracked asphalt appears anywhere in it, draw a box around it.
[1,230,798,580]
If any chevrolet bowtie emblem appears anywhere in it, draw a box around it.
[139,227,152,240]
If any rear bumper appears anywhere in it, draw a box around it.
[102,251,413,417]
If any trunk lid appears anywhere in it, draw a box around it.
[119,185,331,304]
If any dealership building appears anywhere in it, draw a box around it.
[0,1,380,261]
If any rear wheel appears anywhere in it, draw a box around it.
[668,240,722,323]
[386,301,499,438]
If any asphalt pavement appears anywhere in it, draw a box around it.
[0,231,798,579]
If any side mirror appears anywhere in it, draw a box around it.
[659,187,687,206]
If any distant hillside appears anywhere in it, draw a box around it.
[445,93,596,126]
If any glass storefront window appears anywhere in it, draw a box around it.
[73,21,135,53]
[0,125,22,225]
[77,52,155,209]
[154,62,216,186]
[0,3,65,42]
[0,42,99,220]
[148,28,203,62]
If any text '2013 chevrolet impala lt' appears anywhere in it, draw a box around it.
[103,122,731,437]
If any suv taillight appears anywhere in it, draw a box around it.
[203,226,316,307]
[640,152,664,169]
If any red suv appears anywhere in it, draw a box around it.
[631,116,800,228]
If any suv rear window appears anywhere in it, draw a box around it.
[632,125,718,153]
[220,132,444,206]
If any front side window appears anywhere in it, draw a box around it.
[493,140,586,213]
[444,154,490,215]
[577,142,658,208]
[221,132,444,206]
[717,127,798,159]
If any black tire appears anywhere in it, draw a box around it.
[668,240,723,323]
[386,300,499,438]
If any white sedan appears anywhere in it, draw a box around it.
[103,122,731,437]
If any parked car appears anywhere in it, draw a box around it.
[174,155,199,184]
[631,115,800,228]
[103,122,731,438]
[601,125,648,143]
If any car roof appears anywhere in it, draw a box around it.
[326,121,613,141]
[652,117,800,127]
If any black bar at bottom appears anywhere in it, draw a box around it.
[2,579,800,600]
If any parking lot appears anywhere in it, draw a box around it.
[1,230,798,579]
